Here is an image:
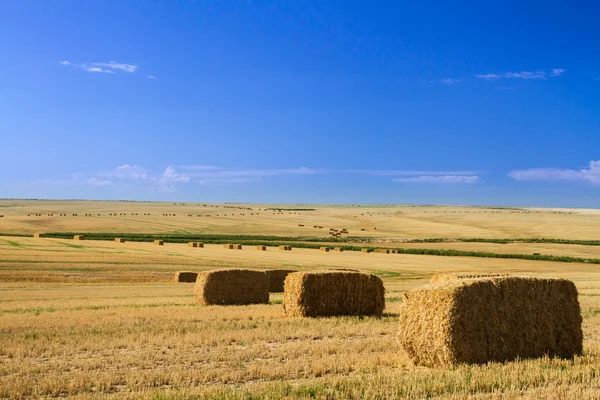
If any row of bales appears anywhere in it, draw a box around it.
[176,268,583,367]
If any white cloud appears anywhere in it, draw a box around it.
[60,60,138,74]
[508,160,600,185]
[161,167,190,183]
[441,78,461,84]
[393,175,481,184]
[87,177,112,186]
[345,169,483,176]
[475,69,565,80]
[147,75,156,79]
[169,165,317,182]
[108,165,150,180]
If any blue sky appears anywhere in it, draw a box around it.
[1,1,599,206]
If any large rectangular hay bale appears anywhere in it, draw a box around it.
[194,269,269,305]
[398,276,583,366]
[174,271,198,283]
[283,271,385,317]
[265,269,296,292]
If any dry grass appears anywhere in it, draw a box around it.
[2,201,600,397]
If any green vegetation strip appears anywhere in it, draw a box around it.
[8,232,600,265]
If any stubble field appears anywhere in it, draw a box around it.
[1,200,600,399]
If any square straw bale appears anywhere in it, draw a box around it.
[224,244,234,249]
[194,269,269,305]
[188,242,198,248]
[283,271,385,317]
[73,235,84,241]
[174,271,198,283]
[320,247,329,252]
[398,276,583,366]
[114,238,126,243]
[154,240,164,246]
[33,233,44,238]
[265,269,296,292]
[257,245,267,251]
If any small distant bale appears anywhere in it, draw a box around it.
[114,238,125,243]
[235,244,243,250]
[279,245,292,251]
[360,228,365,231]
[197,243,204,248]
[73,235,84,241]
[298,224,304,227]
[391,249,399,254]
[313,225,318,228]
[224,244,234,249]
[320,247,330,252]
[374,248,390,254]
[318,226,323,229]
[174,271,198,283]
[154,240,164,246]
[533,252,541,256]
[194,269,269,305]
[334,247,343,252]
[265,269,296,292]
[361,248,371,253]
[398,276,583,367]
[431,273,508,283]
[257,245,266,251]
[33,233,44,238]
[188,242,198,248]
[283,271,385,317]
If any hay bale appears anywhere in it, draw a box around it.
[374,248,390,254]
[279,245,291,251]
[257,245,266,251]
[398,276,582,366]
[114,238,125,243]
[188,242,198,248]
[265,269,296,292]
[320,247,329,252]
[361,248,371,253]
[283,271,385,317]
[33,233,44,238]
[194,269,269,305]
[154,240,164,246]
[197,243,204,248]
[73,235,84,241]
[334,247,343,252]
[174,271,198,283]
[234,244,243,250]
[533,252,541,256]
[224,244,234,249]
[431,273,508,283]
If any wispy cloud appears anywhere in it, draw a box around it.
[169,165,317,183]
[508,160,600,185]
[475,69,565,80]
[87,177,112,186]
[440,78,461,84]
[147,75,157,79]
[60,60,138,74]
[393,175,481,184]
[344,169,483,176]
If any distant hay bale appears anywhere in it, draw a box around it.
[197,243,204,248]
[320,247,329,252]
[391,249,399,254]
[283,271,385,317]
[298,224,304,227]
[174,271,198,283]
[361,248,371,253]
[188,242,198,248]
[431,273,508,283]
[234,244,243,250]
[265,269,296,292]
[334,247,343,252]
[533,252,541,256]
[224,244,234,249]
[154,240,164,246]
[374,248,390,254]
[194,269,269,305]
[114,238,125,243]
[398,276,583,367]
[33,233,44,238]
[73,235,84,241]
[257,245,266,251]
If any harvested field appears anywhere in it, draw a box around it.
[398,276,583,366]
[283,271,385,317]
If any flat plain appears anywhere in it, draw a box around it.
[1,200,600,399]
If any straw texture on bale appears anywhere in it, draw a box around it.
[154,240,164,246]
[398,276,583,367]
[194,269,269,305]
[73,235,84,241]
[174,271,198,283]
[265,269,296,292]
[431,273,508,283]
[283,271,385,317]
[114,238,125,243]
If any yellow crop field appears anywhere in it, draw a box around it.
[2,200,600,398]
